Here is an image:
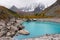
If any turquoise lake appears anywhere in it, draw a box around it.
[14,21,60,40]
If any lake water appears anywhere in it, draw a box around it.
[14,21,60,40]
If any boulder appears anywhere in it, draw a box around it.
[32,19,37,21]
[6,31,15,37]
[7,26,11,30]
[0,37,12,40]
[10,25,18,31]
[19,25,24,29]
[18,30,30,35]
[17,25,24,30]
[0,31,7,37]
[6,32,11,36]
[0,32,4,37]
[7,23,11,26]
[0,26,3,29]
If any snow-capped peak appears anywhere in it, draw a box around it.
[20,3,45,12]
[10,3,45,12]
[19,3,39,12]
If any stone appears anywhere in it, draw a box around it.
[10,25,18,31]
[6,32,11,36]
[6,31,15,37]
[17,25,24,30]
[7,26,11,30]
[33,19,37,21]
[0,26,3,29]
[0,37,13,40]
[18,30,30,35]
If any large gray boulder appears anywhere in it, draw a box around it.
[18,30,30,35]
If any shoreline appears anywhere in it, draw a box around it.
[21,18,60,40]
[0,18,60,40]
[30,18,60,23]
[22,34,60,40]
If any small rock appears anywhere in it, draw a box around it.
[17,25,24,30]
[6,32,11,36]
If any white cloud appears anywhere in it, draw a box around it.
[0,0,13,8]
[0,0,57,8]
[36,0,57,8]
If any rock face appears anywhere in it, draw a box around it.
[18,30,30,35]
[0,19,30,39]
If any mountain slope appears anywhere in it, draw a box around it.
[40,0,60,18]
[0,6,20,20]
[34,4,45,13]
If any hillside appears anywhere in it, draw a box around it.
[0,6,20,20]
[40,0,60,18]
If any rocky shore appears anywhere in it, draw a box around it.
[0,18,60,40]
[22,34,60,40]
[0,18,29,40]
[1,34,60,40]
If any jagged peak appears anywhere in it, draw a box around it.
[10,5,17,9]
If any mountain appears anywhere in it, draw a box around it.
[20,3,45,12]
[10,6,19,12]
[0,6,20,20]
[10,5,35,12]
[34,3,45,13]
[10,3,45,13]
[40,0,60,18]
[19,3,38,12]
[19,7,32,12]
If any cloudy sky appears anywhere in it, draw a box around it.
[0,0,57,8]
